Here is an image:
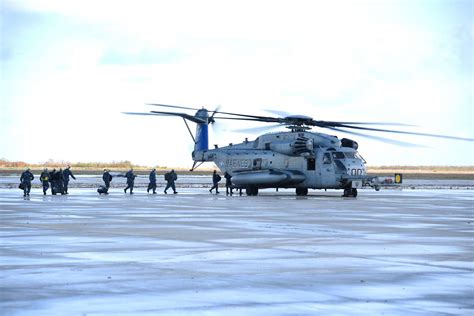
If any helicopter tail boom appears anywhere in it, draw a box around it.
[194,118,209,151]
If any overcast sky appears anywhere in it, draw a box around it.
[1,0,473,167]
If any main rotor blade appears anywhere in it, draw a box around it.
[333,121,416,127]
[212,116,279,122]
[147,103,201,111]
[213,110,281,122]
[330,123,474,142]
[264,109,292,118]
[149,110,206,123]
[326,127,423,147]
[233,123,284,134]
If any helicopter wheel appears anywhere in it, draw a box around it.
[296,187,308,196]
[343,187,351,197]
[246,186,259,196]
[343,187,357,197]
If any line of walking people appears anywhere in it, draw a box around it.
[19,167,237,196]
[101,168,236,195]
[98,168,176,195]
[98,168,179,195]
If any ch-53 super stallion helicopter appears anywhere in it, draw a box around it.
[125,104,473,197]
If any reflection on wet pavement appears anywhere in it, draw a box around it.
[0,188,473,315]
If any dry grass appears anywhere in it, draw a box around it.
[368,166,474,174]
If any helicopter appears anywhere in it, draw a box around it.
[125,104,473,197]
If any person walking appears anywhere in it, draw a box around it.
[224,172,233,196]
[57,168,65,194]
[102,169,112,190]
[20,168,34,197]
[164,169,178,194]
[49,169,57,194]
[62,165,76,194]
[39,168,50,195]
[124,168,136,194]
[209,170,221,194]
[49,168,64,195]
[147,168,157,194]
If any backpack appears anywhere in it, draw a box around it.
[97,185,108,194]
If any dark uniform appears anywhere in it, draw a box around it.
[209,170,221,194]
[224,172,233,196]
[164,169,177,194]
[62,166,76,194]
[147,169,157,194]
[57,168,65,194]
[124,169,136,194]
[49,169,63,195]
[20,169,34,196]
[49,169,57,194]
[40,169,50,195]
[102,169,112,189]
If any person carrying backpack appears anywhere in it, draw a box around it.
[20,168,34,197]
[209,170,221,194]
[124,168,136,194]
[224,172,233,196]
[147,168,157,194]
[102,169,113,190]
[164,169,178,194]
[40,168,50,195]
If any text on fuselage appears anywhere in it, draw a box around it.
[225,159,252,169]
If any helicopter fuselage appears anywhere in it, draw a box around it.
[193,130,369,193]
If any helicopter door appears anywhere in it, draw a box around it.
[305,157,317,187]
[320,152,337,188]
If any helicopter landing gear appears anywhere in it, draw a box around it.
[296,187,308,196]
[246,186,259,196]
[343,187,358,197]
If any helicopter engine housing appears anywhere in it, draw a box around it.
[341,138,358,150]
[269,136,313,156]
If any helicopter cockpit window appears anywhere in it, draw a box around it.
[332,152,345,160]
[344,152,356,159]
[323,153,332,164]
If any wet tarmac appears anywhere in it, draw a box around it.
[0,187,473,315]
